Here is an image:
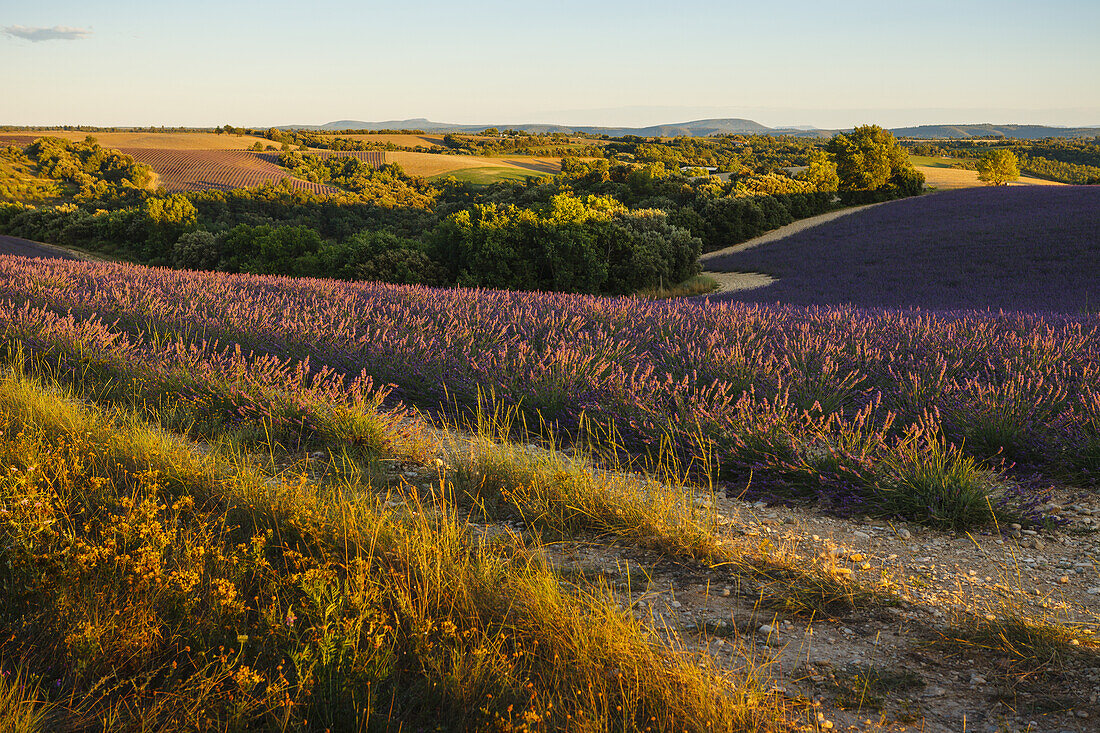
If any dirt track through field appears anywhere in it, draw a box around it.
[0,235,82,260]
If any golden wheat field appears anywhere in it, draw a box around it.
[383,150,562,177]
[913,164,1064,190]
[0,131,279,151]
[326,133,447,147]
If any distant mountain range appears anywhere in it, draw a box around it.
[279,118,1100,139]
[280,117,796,136]
[888,123,1100,139]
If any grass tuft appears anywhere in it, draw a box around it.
[0,373,795,730]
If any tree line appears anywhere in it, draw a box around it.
[0,125,923,295]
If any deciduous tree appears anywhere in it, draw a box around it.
[977,150,1020,185]
[827,125,919,192]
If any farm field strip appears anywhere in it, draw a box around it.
[1,256,1098,530]
[272,149,385,166]
[383,150,561,177]
[0,130,277,150]
[120,148,342,194]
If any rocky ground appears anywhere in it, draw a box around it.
[375,445,1100,733]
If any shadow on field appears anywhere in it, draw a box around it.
[0,235,79,260]
[703,186,1100,313]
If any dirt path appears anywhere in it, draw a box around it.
[385,435,1100,733]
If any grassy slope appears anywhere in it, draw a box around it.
[428,166,540,184]
[0,256,1097,728]
[0,356,796,731]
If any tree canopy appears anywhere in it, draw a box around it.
[827,125,924,200]
[976,149,1020,186]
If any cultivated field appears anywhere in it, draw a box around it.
[383,150,561,179]
[0,256,1096,730]
[325,132,447,147]
[0,234,80,259]
[704,186,1100,311]
[909,155,1063,190]
[119,149,342,194]
[0,130,278,151]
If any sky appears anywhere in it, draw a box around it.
[2,0,1098,129]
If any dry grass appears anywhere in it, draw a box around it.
[326,133,447,148]
[385,151,560,178]
[0,131,276,151]
[637,275,719,299]
[445,404,884,619]
[0,366,800,731]
[914,164,1064,190]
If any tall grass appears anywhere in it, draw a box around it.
[447,402,882,618]
[0,374,794,731]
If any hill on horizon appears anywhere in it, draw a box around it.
[278,118,1100,139]
[890,123,1100,139]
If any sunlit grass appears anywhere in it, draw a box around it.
[446,402,884,619]
[0,373,796,730]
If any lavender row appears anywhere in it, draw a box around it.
[2,257,1097,522]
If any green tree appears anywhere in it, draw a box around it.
[797,150,840,192]
[827,124,921,194]
[976,149,1020,185]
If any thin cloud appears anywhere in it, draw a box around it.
[3,25,92,42]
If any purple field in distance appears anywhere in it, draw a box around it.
[706,186,1100,313]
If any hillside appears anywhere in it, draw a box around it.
[703,186,1100,311]
[0,256,1097,729]
[279,118,1100,139]
[892,124,1100,139]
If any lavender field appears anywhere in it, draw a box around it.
[706,186,1100,312]
[2,255,1098,528]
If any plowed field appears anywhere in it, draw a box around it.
[120,149,343,194]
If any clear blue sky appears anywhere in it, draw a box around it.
[2,0,1098,128]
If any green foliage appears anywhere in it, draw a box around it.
[0,127,925,294]
[797,150,840,192]
[442,132,605,158]
[434,193,700,294]
[25,136,152,203]
[976,149,1020,185]
[323,230,446,285]
[171,230,219,270]
[673,192,834,253]
[219,224,326,276]
[827,125,924,201]
[277,154,438,207]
